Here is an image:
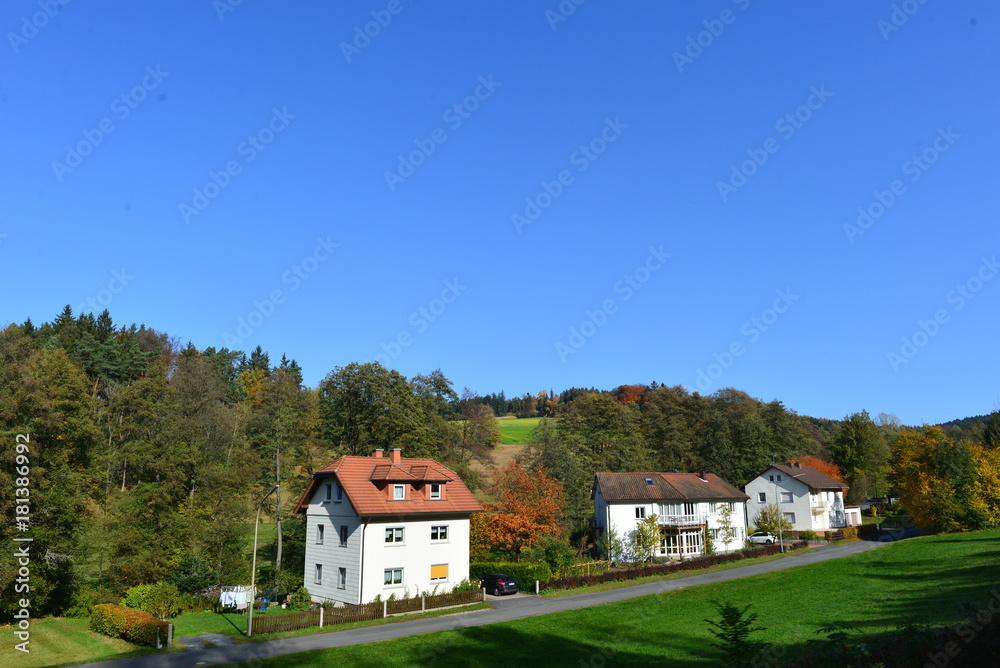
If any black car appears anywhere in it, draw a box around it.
[480,574,519,596]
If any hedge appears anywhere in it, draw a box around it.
[539,543,808,591]
[90,603,171,647]
[470,562,552,591]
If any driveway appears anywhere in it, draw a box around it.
[72,540,885,668]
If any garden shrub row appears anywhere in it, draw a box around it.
[539,544,807,591]
[470,562,552,591]
[90,603,171,647]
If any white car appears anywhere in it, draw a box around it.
[749,531,778,545]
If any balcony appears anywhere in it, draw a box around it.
[658,514,706,527]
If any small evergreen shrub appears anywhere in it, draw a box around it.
[121,583,182,620]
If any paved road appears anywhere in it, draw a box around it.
[73,540,885,668]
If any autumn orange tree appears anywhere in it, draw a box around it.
[790,455,847,487]
[474,462,566,560]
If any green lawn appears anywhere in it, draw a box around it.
[233,529,1000,667]
[497,417,542,445]
[4,618,156,668]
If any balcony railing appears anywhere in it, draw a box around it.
[657,514,705,527]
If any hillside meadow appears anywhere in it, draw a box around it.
[233,529,1000,667]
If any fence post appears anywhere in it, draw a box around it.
[167,623,173,648]
[319,606,324,628]
[156,627,161,649]
[421,595,426,612]
[383,600,387,618]
[535,580,539,595]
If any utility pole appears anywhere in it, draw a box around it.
[275,445,282,587]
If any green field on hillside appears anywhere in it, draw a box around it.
[497,417,543,445]
[237,529,1000,667]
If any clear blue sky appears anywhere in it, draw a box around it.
[2,1,997,426]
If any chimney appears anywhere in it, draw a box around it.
[389,448,402,465]
[372,449,384,458]
[698,471,707,482]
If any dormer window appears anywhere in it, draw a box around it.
[429,484,441,500]
[393,484,405,500]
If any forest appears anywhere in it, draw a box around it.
[2,307,999,621]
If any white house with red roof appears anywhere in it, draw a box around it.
[294,448,482,605]
[593,471,750,560]
[744,463,849,532]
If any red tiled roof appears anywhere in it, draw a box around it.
[294,454,482,516]
[594,472,749,502]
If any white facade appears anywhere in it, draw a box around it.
[302,485,471,604]
[594,480,749,560]
[744,466,847,532]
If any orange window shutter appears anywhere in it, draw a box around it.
[430,564,448,579]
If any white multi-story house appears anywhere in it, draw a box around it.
[293,448,482,605]
[592,471,750,560]
[744,463,848,532]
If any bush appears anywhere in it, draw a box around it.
[168,555,215,594]
[450,578,481,593]
[66,583,120,618]
[121,583,182,620]
[90,603,170,647]
[287,586,312,610]
[469,562,552,591]
[800,530,818,541]
[840,526,859,540]
[539,544,806,591]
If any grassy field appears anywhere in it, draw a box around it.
[4,618,157,668]
[233,529,1000,667]
[496,417,542,445]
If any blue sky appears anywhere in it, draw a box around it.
[2,1,997,426]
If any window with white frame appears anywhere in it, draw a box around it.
[338,567,346,589]
[429,483,441,500]
[784,512,795,525]
[316,524,324,544]
[709,502,718,513]
[684,502,696,515]
[769,475,774,482]
[340,525,348,547]
[385,527,404,543]
[314,564,322,584]
[393,484,405,500]
[757,492,766,503]
[430,564,448,581]
[728,502,735,511]
[384,568,403,585]
[659,503,681,517]
[780,492,793,503]
[635,507,646,519]
[431,525,448,541]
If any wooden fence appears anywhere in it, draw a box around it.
[248,590,483,635]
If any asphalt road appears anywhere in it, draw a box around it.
[73,539,887,668]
